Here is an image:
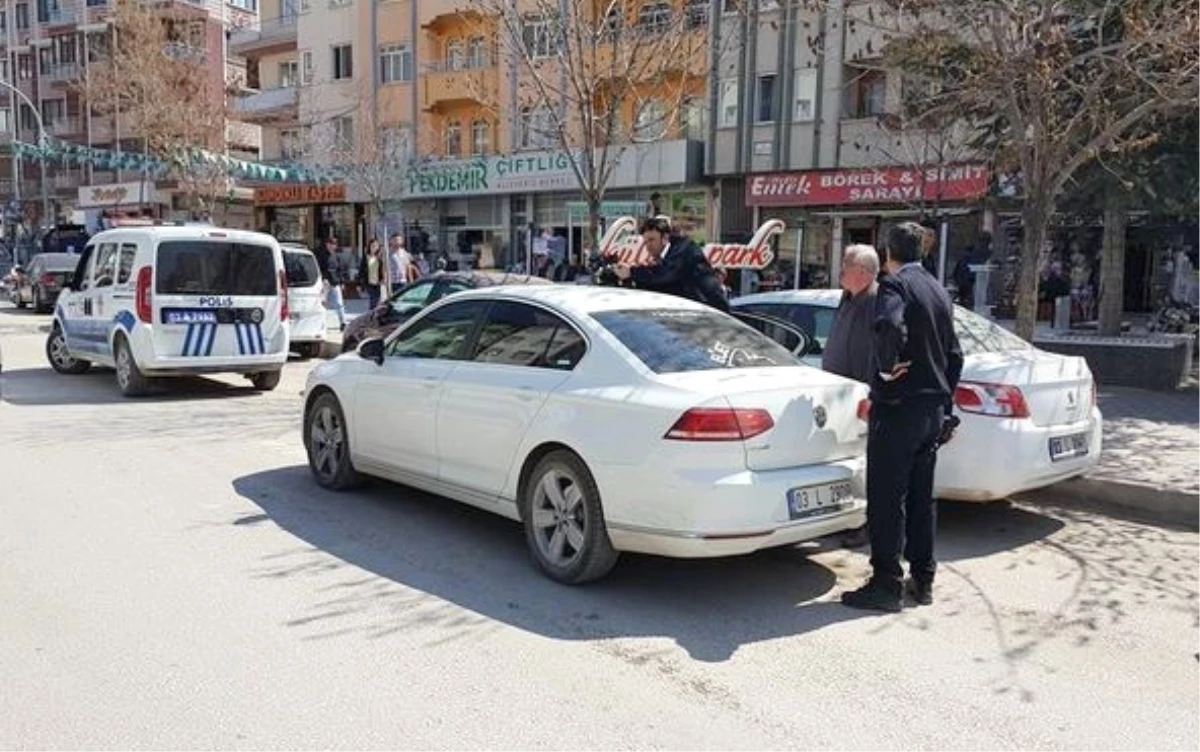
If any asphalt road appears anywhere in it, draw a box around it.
[1,303,1196,750]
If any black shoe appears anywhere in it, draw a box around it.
[906,578,933,606]
[840,581,902,613]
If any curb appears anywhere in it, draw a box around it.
[1015,476,1199,530]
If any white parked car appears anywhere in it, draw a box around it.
[732,289,1103,501]
[47,226,290,396]
[281,243,326,359]
[303,286,870,584]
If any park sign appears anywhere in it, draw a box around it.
[598,217,783,269]
[407,152,576,197]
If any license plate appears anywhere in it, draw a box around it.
[165,309,217,325]
[1049,432,1089,462]
[788,481,855,520]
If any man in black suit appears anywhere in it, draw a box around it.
[614,216,728,311]
[842,221,964,613]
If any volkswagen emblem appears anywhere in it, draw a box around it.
[813,405,827,428]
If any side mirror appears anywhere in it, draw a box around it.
[357,337,385,365]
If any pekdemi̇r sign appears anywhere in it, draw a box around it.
[745,164,990,207]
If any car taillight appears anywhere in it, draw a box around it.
[279,269,289,320]
[953,382,1030,419]
[39,273,55,285]
[665,407,775,441]
[856,398,871,421]
[135,266,153,323]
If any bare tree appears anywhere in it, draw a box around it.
[863,0,1199,339]
[77,0,233,216]
[454,0,715,257]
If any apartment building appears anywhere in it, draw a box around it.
[708,0,991,288]
[239,0,711,267]
[0,0,260,230]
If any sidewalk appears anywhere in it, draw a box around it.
[1020,378,1199,527]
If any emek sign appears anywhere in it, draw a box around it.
[598,217,784,269]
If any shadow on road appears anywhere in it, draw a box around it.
[232,465,1069,662]
[0,365,266,406]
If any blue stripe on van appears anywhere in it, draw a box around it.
[204,323,216,356]
[254,323,265,354]
[182,324,195,356]
[235,323,246,355]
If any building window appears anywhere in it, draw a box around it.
[0,109,10,135]
[756,74,777,123]
[684,0,709,28]
[0,11,6,33]
[85,0,106,6]
[15,3,28,30]
[794,67,817,121]
[41,98,65,126]
[520,106,554,148]
[466,36,487,68]
[0,60,8,82]
[332,43,353,80]
[445,120,462,156]
[279,128,302,160]
[279,60,299,88]
[847,69,887,119]
[446,39,464,71]
[681,97,707,140]
[301,50,313,84]
[17,54,32,81]
[633,98,667,140]
[639,1,671,34]
[379,43,413,83]
[471,120,489,155]
[718,79,738,128]
[332,115,353,152]
[227,0,256,11]
[522,14,556,59]
[56,35,76,64]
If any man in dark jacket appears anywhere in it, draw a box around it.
[314,236,346,331]
[614,216,728,311]
[842,221,964,613]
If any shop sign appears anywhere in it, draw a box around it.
[564,200,649,221]
[598,216,783,270]
[77,181,160,208]
[745,164,990,207]
[408,152,576,197]
[254,183,347,206]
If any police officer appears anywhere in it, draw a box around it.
[842,221,964,613]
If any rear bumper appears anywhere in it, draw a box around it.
[601,456,866,558]
[142,354,286,375]
[935,408,1103,501]
[289,310,326,343]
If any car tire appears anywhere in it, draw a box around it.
[114,335,152,397]
[249,370,282,391]
[46,325,91,375]
[300,342,323,359]
[304,392,361,490]
[520,450,619,585]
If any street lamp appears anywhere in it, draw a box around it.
[0,78,53,242]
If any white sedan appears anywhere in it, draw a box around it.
[732,290,1103,502]
[303,285,869,584]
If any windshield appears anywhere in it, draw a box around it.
[954,307,1032,356]
[283,250,320,288]
[155,240,277,296]
[592,308,797,374]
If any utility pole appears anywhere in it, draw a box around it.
[0,78,52,240]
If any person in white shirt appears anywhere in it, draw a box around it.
[388,233,413,293]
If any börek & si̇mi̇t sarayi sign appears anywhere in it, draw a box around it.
[254,184,348,206]
[745,164,990,207]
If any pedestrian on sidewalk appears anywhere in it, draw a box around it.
[822,244,881,549]
[315,235,347,332]
[842,222,963,613]
[359,238,384,310]
[387,233,413,295]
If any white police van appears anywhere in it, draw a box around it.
[46,225,291,397]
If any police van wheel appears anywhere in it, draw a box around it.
[114,336,152,397]
[46,326,90,375]
[304,392,360,490]
[249,370,282,391]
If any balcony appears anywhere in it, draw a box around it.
[232,86,299,122]
[49,117,83,137]
[421,62,496,112]
[52,172,82,191]
[43,62,80,84]
[226,119,261,150]
[40,6,77,26]
[228,14,299,56]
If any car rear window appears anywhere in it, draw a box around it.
[282,251,320,288]
[155,241,276,296]
[954,307,1032,356]
[592,308,797,374]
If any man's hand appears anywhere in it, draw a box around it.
[614,264,632,281]
[937,415,961,447]
[878,360,911,382]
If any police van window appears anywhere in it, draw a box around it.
[155,241,276,296]
[116,243,137,285]
[73,245,94,290]
[93,243,119,288]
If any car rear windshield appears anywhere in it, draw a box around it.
[283,250,320,288]
[954,307,1032,356]
[155,241,276,296]
[592,308,797,374]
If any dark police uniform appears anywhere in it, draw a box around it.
[867,262,963,597]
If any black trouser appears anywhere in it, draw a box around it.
[365,283,381,310]
[866,399,943,595]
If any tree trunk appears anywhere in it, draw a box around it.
[1098,187,1128,337]
[1014,199,1049,342]
[587,194,602,266]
